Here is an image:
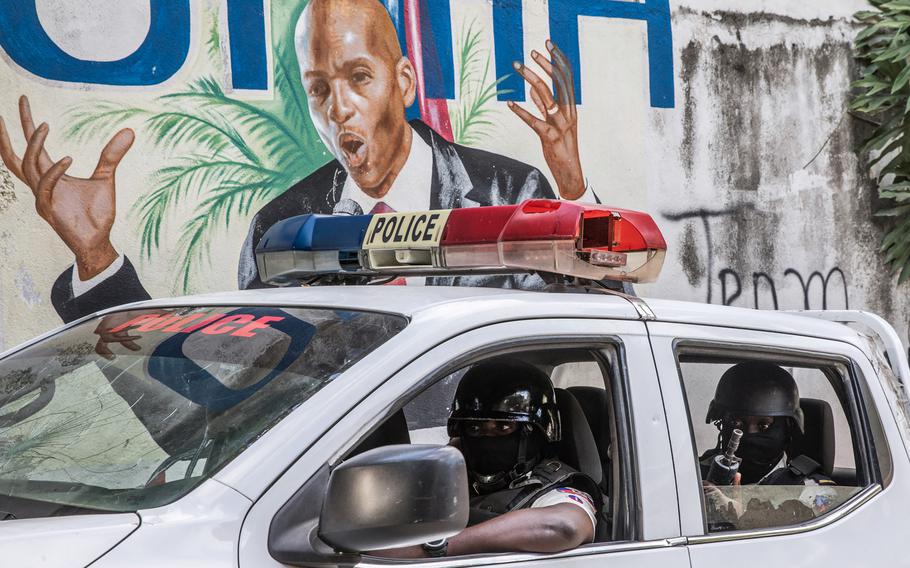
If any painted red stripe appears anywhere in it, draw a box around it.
[404,0,454,142]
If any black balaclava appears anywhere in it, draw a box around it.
[460,424,546,493]
[720,419,789,484]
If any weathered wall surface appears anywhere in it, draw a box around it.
[642,2,901,324]
[0,0,906,349]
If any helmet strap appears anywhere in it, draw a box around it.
[510,425,536,479]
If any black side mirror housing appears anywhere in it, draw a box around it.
[318,444,469,552]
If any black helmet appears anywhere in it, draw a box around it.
[447,359,560,443]
[706,362,804,433]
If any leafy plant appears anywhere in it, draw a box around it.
[450,19,512,146]
[65,2,328,292]
[852,0,910,282]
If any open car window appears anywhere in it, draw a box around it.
[676,349,886,534]
[353,345,631,550]
[0,306,406,519]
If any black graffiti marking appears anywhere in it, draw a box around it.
[714,266,848,310]
[719,269,742,306]
[752,272,779,310]
[783,267,849,310]
[662,206,755,303]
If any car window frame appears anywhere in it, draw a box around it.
[350,337,634,542]
[349,335,651,566]
[249,318,683,567]
[670,339,887,542]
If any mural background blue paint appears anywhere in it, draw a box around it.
[226,0,269,91]
[548,0,674,107]
[0,0,191,86]
[492,0,524,103]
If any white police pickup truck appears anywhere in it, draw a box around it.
[2,200,909,568]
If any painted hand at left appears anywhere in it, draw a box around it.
[0,95,134,280]
[508,40,586,201]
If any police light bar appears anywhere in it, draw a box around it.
[255,199,667,285]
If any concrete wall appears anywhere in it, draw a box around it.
[0,0,905,349]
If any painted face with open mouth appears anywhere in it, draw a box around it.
[338,132,368,171]
[297,0,416,195]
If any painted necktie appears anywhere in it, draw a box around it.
[369,201,395,214]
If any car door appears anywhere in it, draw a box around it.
[239,318,690,568]
[648,321,910,567]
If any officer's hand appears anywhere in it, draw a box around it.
[508,40,586,201]
[0,95,134,280]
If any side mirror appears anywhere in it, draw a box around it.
[318,444,469,552]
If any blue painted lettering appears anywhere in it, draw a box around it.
[225,0,269,91]
[0,0,191,87]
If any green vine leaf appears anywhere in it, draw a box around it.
[854,0,910,281]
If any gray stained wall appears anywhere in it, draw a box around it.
[643,2,907,343]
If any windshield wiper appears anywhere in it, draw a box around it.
[0,510,16,520]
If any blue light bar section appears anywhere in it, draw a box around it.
[256,214,374,253]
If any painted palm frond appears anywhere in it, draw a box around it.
[159,77,308,166]
[144,109,261,165]
[64,103,148,143]
[175,176,280,291]
[204,5,222,67]
[451,19,513,146]
[64,1,328,293]
[136,157,282,257]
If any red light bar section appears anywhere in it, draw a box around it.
[441,205,518,246]
[441,200,666,253]
[499,199,584,242]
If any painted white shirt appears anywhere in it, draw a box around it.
[339,125,433,214]
[571,183,599,204]
[71,254,124,297]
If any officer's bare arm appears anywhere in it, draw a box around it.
[373,503,593,558]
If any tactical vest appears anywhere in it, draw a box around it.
[468,459,602,527]
[760,454,832,485]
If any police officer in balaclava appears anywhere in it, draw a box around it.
[382,359,602,559]
[700,361,835,486]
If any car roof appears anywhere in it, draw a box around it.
[122,285,862,346]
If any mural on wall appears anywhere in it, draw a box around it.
[2,0,905,350]
[0,0,674,331]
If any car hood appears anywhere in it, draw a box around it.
[0,513,140,568]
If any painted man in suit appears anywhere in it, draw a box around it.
[0,0,593,325]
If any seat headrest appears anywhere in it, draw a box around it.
[792,398,835,476]
[567,386,610,459]
[351,409,410,456]
[555,388,603,486]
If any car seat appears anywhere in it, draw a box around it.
[555,388,610,540]
[791,397,836,477]
[566,386,612,493]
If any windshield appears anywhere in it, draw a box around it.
[0,306,406,519]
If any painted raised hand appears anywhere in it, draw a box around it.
[0,95,134,280]
[508,40,586,201]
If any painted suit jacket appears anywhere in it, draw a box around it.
[50,120,555,323]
